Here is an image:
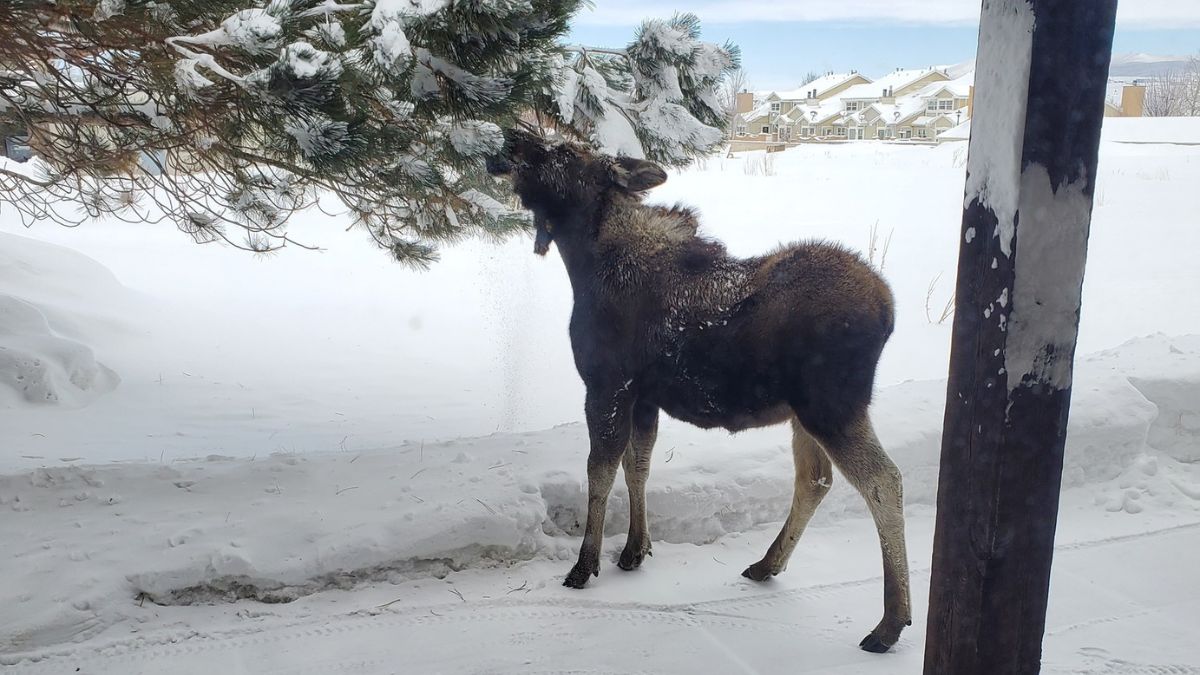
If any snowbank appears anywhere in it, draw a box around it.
[1101,117,1200,145]
[2,334,1197,656]
[0,295,118,406]
[0,234,132,407]
[940,116,1200,145]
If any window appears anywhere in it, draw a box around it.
[770,102,781,112]
[801,127,812,137]
[761,125,771,134]
[822,127,832,136]
[899,129,912,139]
[736,125,747,136]
[836,127,847,136]
[845,101,862,112]
[926,100,938,112]
[917,128,928,138]
[3,134,32,163]
[938,99,954,111]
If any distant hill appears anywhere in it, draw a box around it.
[1108,53,1192,78]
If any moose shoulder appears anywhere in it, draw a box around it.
[487,130,912,653]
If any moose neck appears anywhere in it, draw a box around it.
[543,196,613,298]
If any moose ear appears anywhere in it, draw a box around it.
[612,157,668,192]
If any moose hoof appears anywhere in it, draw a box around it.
[859,618,907,653]
[859,632,894,653]
[740,561,777,582]
[618,543,651,571]
[563,561,597,589]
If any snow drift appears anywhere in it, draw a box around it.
[0,233,131,407]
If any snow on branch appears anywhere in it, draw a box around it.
[551,14,740,165]
[0,1,738,265]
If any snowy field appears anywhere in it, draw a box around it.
[2,130,1199,673]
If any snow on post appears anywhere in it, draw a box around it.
[924,2,1118,674]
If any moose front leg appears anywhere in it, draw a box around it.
[563,382,634,588]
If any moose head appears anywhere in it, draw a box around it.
[486,129,668,255]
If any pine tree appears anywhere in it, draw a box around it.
[0,1,738,265]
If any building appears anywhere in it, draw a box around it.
[734,66,973,147]
[1104,81,1147,117]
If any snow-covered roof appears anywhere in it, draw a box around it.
[741,102,775,123]
[781,99,844,125]
[834,68,947,101]
[775,72,867,101]
[867,96,928,125]
[913,114,956,126]
[911,73,974,100]
[878,67,948,95]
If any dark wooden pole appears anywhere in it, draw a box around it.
[923,1,1118,674]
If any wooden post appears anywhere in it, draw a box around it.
[923,1,1117,674]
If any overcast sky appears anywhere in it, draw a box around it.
[568,1,1200,91]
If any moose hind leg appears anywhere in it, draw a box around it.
[743,418,833,581]
[619,401,658,571]
[817,414,912,653]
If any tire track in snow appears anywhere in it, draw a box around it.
[1047,648,1200,675]
[5,520,1197,673]
[2,602,802,674]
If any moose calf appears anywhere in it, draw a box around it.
[487,130,912,652]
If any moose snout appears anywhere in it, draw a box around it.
[485,153,512,175]
[486,127,549,175]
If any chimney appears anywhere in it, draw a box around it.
[735,91,755,114]
[1121,83,1146,117]
[967,84,975,118]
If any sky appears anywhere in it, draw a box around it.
[567,1,1200,91]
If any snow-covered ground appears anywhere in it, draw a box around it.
[2,132,1199,673]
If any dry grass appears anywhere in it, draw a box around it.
[867,220,895,271]
[742,153,776,176]
[925,273,955,325]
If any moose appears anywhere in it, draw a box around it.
[486,129,912,652]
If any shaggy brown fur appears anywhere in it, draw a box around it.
[487,130,912,653]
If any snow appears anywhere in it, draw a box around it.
[942,116,1200,146]
[637,22,693,58]
[370,0,450,73]
[0,156,52,182]
[285,116,350,158]
[0,235,128,408]
[91,0,125,21]
[1100,117,1200,144]
[447,120,504,157]
[775,72,860,100]
[551,59,579,124]
[280,41,342,80]
[1004,163,1092,392]
[962,0,1034,258]
[218,9,283,54]
[2,135,1199,671]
